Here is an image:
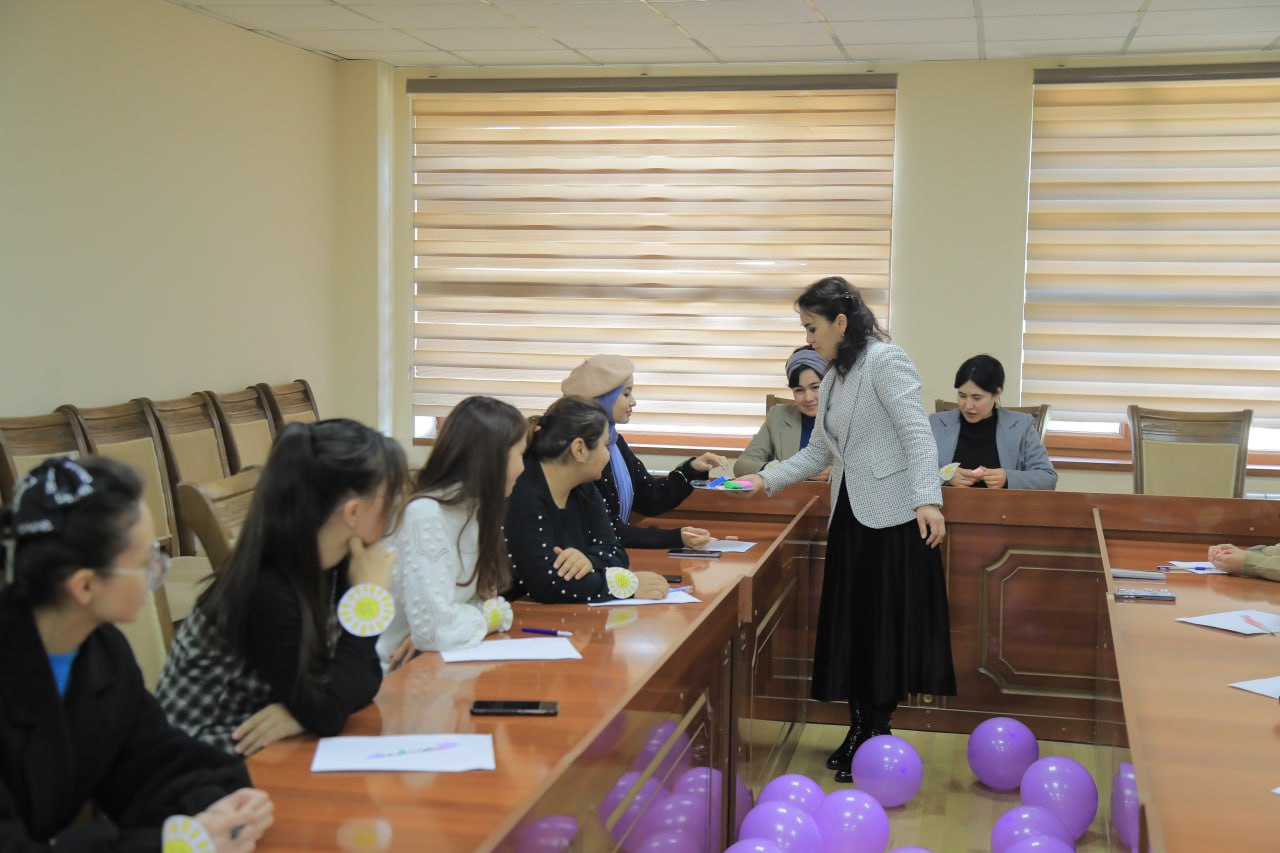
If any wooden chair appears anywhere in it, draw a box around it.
[0,410,89,504]
[934,399,1052,440]
[58,401,181,556]
[140,393,232,555]
[116,588,174,692]
[1127,405,1252,498]
[205,386,276,473]
[256,379,320,433]
[176,467,261,574]
[765,393,788,412]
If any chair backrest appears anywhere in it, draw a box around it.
[58,401,180,555]
[176,467,261,573]
[256,379,320,433]
[1127,405,1252,498]
[115,587,174,692]
[204,387,276,473]
[765,393,788,412]
[141,394,232,555]
[0,411,89,504]
[934,400,1053,440]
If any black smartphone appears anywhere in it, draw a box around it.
[663,574,684,583]
[470,700,559,717]
[667,549,721,559]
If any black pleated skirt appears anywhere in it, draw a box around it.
[811,485,957,706]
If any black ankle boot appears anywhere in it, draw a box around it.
[864,701,896,740]
[825,726,859,770]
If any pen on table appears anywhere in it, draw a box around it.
[1240,614,1275,636]
[670,586,693,592]
[522,627,574,638]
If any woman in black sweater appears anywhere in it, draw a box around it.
[0,457,272,852]
[505,396,668,603]
[560,355,728,550]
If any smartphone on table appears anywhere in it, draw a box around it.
[470,700,559,717]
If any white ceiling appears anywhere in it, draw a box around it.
[166,0,1280,67]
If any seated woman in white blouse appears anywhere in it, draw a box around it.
[929,354,1057,491]
[377,396,529,672]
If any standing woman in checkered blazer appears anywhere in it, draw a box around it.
[157,420,407,756]
[739,276,957,784]
[0,457,273,851]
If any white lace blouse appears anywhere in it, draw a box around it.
[376,495,487,672]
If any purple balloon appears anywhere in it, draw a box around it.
[1019,756,1099,841]
[724,841,785,853]
[632,721,694,783]
[1110,762,1140,850]
[757,774,825,814]
[515,815,578,851]
[890,848,934,852]
[675,767,722,798]
[812,789,890,853]
[601,772,668,847]
[1005,837,1075,853]
[967,717,1040,791]
[738,801,824,851]
[631,832,702,853]
[734,775,755,834]
[629,793,710,853]
[850,735,924,808]
[990,806,1071,853]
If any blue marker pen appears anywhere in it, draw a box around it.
[522,627,574,638]
[707,476,727,488]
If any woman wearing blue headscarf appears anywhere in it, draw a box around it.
[560,356,728,550]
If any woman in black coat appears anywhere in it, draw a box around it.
[0,457,272,852]
[560,355,729,549]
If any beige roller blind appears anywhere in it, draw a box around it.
[410,85,896,437]
[1025,75,1280,429]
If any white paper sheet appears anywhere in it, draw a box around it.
[707,539,757,553]
[1176,609,1280,635]
[1230,675,1280,700]
[311,734,495,773]
[589,590,702,607]
[439,637,582,663]
[1166,560,1227,574]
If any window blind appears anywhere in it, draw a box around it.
[1024,74,1280,429]
[410,84,896,437]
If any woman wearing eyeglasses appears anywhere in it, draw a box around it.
[0,457,273,852]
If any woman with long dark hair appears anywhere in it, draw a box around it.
[740,276,956,783]
[377,396,528,670]
[505,396,668,603]
[157,419,406,756]
[0,457,273,851]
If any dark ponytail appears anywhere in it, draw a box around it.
[198,419,407,701]
[795,276,888,376]
[527,396,609,462]
[2,457,143,607]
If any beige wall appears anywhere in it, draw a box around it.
[0,0,338,416]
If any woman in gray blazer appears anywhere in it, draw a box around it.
[734,346,827,476]
[739,276,956,784]
[930,355,1057,491]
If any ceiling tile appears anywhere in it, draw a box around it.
[575,47,716,62]
[406,27,562,49]
[983,12,1138,40]
[709,43,850,61]
[657,0,820,28]
[985,37,1128,58]
[271,27,430,48]
[840,41,980,61]
[504,2,667,28]
[685,21,836,47]
[982,0,1142,14]
[449,48,596,63]
[337,49,464,64]
[555,26,698,48]
[197,4,383,29]
[345,4,518,28]
[1128,31,1278,51]
[1147,0,1280,9]
[814,0,973,21]
[831,18,976,43]
[1140,7,1280,35]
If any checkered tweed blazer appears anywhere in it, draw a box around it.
[761,339,942,528]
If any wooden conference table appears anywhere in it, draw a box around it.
[250,484,1280,851]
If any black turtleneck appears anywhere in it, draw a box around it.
[952,408,1001,488]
